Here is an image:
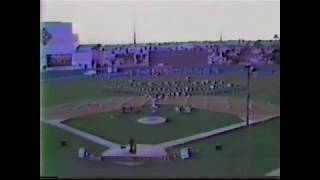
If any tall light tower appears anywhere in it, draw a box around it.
[133,20,136,45]
[244,65,256,126]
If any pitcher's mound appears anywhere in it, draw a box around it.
[137,116,167,125]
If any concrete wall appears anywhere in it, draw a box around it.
[72,51,93,69]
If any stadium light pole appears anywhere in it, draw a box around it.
[244,65,255,126]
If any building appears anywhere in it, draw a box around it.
[40,22,278,73]
[40,22,105,71]
[41,22,79,71]
[40,22,148,72]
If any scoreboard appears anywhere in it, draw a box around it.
[47,54,72,67]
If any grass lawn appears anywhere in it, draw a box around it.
[41,79,131,108]
[41,73,280,178]
[211,75,280,106]
[41,118,279,178]
[171,117,280,177]
[41,74,280,109]
[63,105,242,144]
[40,122,106,177]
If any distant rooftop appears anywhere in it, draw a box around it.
[42,21,72,24]
[41,22,72,27]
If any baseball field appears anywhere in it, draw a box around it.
[63,106,243,144]
[40,73,280,178]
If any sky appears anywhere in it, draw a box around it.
[41,0,280,44]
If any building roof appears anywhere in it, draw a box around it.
[75,44,98,52]
[41,21,72,25]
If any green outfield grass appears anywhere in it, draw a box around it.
[41,118,279,178]
[41,75,280,109]
[63,105,242,144]
[41,79,131,108]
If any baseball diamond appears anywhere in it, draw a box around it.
[40,5,280,177]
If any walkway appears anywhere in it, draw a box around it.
[43,119,120,149]
[157,116,278,148]
[40,67,279,83]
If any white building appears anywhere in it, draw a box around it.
[40,22,79,71]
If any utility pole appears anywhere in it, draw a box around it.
[133,20,136,45]
[245,65,255,126]
[246,66,250,126]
